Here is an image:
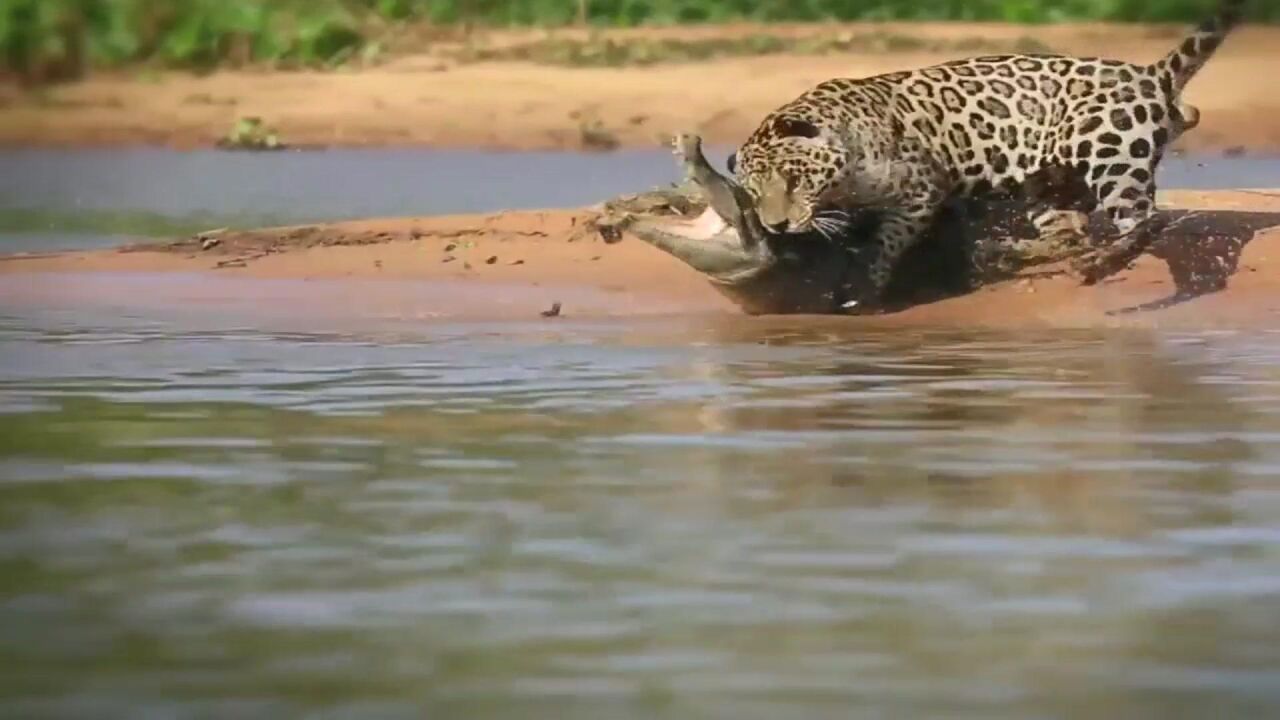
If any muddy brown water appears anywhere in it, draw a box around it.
[2,150,1280,717]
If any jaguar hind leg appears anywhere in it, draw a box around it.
[1071,155,1163,285]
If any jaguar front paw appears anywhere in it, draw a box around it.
[837,260,888,315]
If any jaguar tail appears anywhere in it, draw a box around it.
[1152,0,1247,95]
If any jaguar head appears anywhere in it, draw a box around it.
[733,112,851,235]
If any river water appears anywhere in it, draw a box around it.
[2,149,1280,718]
[1,147,1278,250]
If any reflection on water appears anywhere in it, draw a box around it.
[2,305,1280,717]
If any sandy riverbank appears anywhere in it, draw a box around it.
[3,189,1279,329]
[0,22,1277,153]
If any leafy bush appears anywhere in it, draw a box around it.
[1,0,364,81]
[366,0,1278,24]
[2,0,1275,83]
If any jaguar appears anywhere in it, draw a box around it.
[730,0,1247,309]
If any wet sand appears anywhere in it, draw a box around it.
[0,22,1277,153]
[3,189,1279,329]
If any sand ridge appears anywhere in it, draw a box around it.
[3,189,1279,329]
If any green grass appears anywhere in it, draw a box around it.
[2,0,1276,83]
[0,207,280,238]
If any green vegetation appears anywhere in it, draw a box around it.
[2,0,368,82]
[0,207,281,238]
[2,0,1276,82]
[394,0,1280,25]
[452,31,1054,67]
[217,116,285,151]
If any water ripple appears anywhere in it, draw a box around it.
[3,314,1280,716]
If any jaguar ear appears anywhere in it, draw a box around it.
[726,151,737,174]
[772,116,821,139]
